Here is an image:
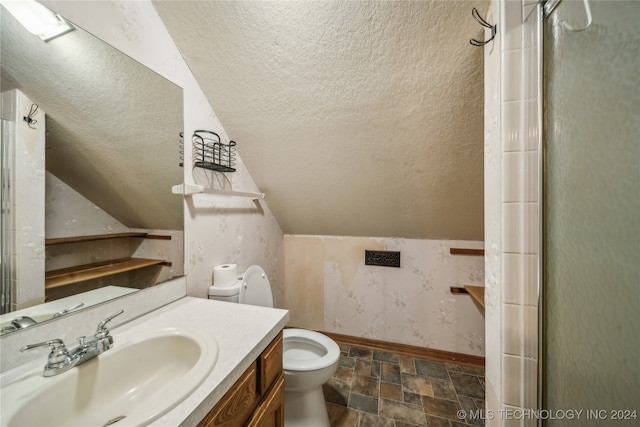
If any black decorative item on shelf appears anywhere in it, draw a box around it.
[192,130,236,172]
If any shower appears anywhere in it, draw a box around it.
[541,0,639,419]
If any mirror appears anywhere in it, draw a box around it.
[0,6,184,335]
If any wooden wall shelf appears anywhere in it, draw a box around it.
[45,257,168,289]
[450,285,485,312]
[45,232,149,245]
[450,248,485,256]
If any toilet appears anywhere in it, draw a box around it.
[209,265,340,427]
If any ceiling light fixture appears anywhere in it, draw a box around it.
[1,0,73,41]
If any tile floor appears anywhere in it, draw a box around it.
[322,342,485,427]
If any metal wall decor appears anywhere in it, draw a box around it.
[470,7,497,46]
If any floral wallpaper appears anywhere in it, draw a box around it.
[285,235,485,357]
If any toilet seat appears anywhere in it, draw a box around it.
[238,265,273,307]
[283,329,340,371]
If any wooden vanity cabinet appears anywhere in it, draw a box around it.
[198,331,284,427]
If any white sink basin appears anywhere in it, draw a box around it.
[1,327,218,427]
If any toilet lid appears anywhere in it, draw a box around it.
[238,265,273,307]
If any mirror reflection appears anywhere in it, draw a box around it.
[0,5,184,335]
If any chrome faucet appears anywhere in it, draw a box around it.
[53,302,85,318]
[20,310,124,377]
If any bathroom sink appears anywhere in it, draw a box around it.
[1,327,218,427]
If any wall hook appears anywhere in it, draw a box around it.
[470,7,497,46]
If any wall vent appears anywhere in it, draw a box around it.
[365,250,401,268]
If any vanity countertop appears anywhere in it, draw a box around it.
[112,296,289,426]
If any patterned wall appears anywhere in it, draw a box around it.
[285,235,485,357]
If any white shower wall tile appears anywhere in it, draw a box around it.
[523,306,538,358]
[503,0,523,51]
[502,303,524,356]
[502,152,523,202]
[502,353,537,409]
[502,354,525,407]
[502,101,523,152]
[524,47,539,100]
[502,253,537,306]
[486,0,542,423]
[502,50,523,102]
[524,101,539,151]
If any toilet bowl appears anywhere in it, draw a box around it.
[209,265,340,427]
[282,328,340,427]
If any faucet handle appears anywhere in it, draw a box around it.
[20,338,66,352]
[20,339,70,365]
[95,310,124,337]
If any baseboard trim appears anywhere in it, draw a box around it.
[315,330,485,368]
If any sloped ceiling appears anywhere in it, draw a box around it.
[154,0,487,240]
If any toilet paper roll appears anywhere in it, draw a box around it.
[213,264,238,287]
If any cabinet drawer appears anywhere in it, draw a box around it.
[259,332,283,396]
[198,361,260,427]
[246,374,285,427]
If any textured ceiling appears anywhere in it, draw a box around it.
[155,0,487,240]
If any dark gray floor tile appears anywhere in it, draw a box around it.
[328,342,486,427]
[373,350,400,364]
[340,356,357,369]
[424,415,451,427]
[379,398,427,426]
[430,378,458,400]
[399,355,416,374]
[371,360,381,379]
[355,359,374,378]
[445,362,464,373]
[348,393,379,415]
[458,395,484,426]
[326,402,359,427]
[461,365,485,376]
[380,362,402,384]
[414,359,450,380]
[449,372,485,399]
[404,390,422,405]
[422,395,462,421]
[380,381,403,401]
[358,412,395,427]
[323,376,351,406]
[349,346,373,360]
[335,366,355,383]
[352,374,379,398]
[402,372,434,396]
